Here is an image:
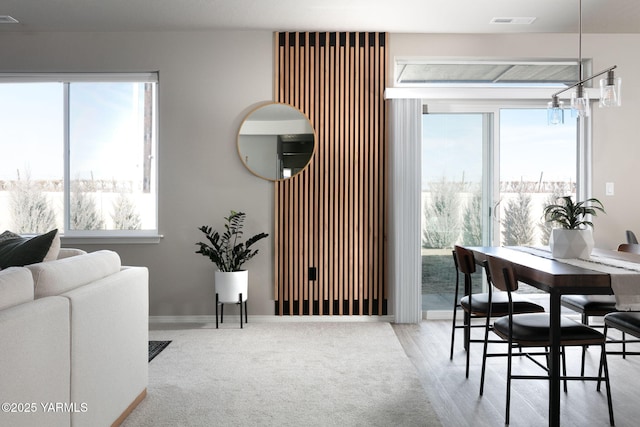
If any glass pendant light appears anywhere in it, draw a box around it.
[547,96,564,125]
[599,70,622,107]
[547,0,620,124]
[571,84,590,118]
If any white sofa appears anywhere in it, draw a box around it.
[0,249,149,427]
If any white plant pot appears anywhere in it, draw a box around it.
[549,228,594,259]
[215,270,248,303]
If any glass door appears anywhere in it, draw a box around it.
[496,108,577,295]
[498,109,577,248]
[422,105,578,312]
[421,112,492,311]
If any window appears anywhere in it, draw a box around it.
[394,59,582,87]
[0,74,158,241]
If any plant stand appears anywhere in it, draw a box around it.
[214,270,249,329]
[216,293,248,329]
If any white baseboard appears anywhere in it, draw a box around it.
[149,314,396,325]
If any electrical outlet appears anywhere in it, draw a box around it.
[308,267,317,281]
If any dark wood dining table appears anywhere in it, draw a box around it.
[464,246,636,427]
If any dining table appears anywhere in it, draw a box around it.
[465,245,640,427]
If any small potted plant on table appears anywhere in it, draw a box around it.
[542,196,605,259]
[195,210,268,327]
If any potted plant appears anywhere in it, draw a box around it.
[542,196,605,259]
[195,211,268,308]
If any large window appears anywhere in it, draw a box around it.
[0,74,158,240]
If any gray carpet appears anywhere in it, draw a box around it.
[123,322,441,427]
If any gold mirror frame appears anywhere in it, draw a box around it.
[237,103,316,181]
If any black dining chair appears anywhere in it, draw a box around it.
[449,246,544,381]
[604,311,640,352]
[600,311,640,392]
[561,243,640,374]
[484,254,615,426]
[604,311,640,340]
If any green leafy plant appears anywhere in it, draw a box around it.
[195,211,269,272]
[542,196,605,230]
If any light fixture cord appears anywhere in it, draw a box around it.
[549,0,618,108]
[578,0,583,81]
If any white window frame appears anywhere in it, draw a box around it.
[0,72,162,244]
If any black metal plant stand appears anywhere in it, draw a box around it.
[216,292,247,329]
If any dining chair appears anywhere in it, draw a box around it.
[484,254,615,426]
[450,246,544,380]
[604,311,640,351]
[561,243,640,374]
[617,242,640,254]
[599,311,640,393]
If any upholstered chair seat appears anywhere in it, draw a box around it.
[494,313,606,346]
[461,292,544,317]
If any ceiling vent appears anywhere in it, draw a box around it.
[490,17,536,25]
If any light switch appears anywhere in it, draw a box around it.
[606,182,614,196]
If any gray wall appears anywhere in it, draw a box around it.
[0,31,277,317]
[3,30,639,317]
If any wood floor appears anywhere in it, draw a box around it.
[393,318,640,427]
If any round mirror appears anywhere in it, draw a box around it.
[237,103,315,181]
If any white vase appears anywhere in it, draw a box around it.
[549,228,594,259]
[214,270,248,303]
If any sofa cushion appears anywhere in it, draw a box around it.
[28,250,122,299]
[0,267,34,310]
[0,229,59,269]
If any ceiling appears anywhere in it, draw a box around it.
[1,0,640,34]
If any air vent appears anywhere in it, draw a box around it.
[490,17,536,25]
[0,15,19,24]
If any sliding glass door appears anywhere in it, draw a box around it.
[421,112,491,311]
[421,104,577,312]
[498,109,577,247]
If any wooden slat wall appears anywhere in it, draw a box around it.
[274,32,387,316]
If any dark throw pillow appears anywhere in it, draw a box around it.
[0,230,21,243]
[0,229,59,269]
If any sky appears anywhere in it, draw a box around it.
[0,83,63,181]
[0,82,147,183]
[2,82,574,191]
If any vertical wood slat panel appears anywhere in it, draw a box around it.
[274,32,387,316]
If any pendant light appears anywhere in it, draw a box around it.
[547,96,564,125]
[547,0,621,124]
[599,69,622,107]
